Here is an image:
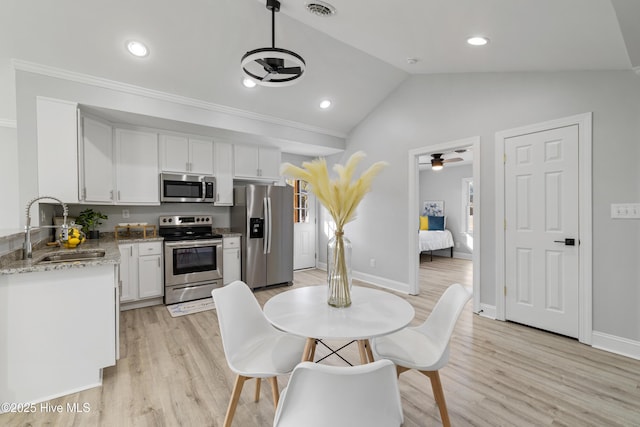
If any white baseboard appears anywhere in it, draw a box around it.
[477,303,496,319]
[592,331,640,361]
[453,251,472,260]
[315,262,411,294]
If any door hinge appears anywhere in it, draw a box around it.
[503,153,507,164]
[504,219,507,230]
[504,286,507,296]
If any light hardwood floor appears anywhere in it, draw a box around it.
[3,256,640,426]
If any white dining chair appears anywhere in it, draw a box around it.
[212,281,306,427]
[273,359,404,427]
[371,283,472,427]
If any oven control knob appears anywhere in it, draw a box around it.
[162,218,166,223]
[168,218,173,223]
[205,218,210,222]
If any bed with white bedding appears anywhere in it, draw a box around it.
[419,229,454,260]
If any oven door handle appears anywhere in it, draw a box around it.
[164,240,222,249]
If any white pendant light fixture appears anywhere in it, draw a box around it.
[241,0,305,87]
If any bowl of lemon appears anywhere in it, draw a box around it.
[59,227,86,249]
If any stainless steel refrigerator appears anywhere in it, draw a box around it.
[231,184,294,289]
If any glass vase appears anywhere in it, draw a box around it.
[327,230,352,307]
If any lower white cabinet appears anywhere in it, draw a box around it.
[223,236,241,285]
[119,241,164,309]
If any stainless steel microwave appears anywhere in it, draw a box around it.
[160,173,216,203]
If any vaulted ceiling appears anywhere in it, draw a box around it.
[2,0,638,139]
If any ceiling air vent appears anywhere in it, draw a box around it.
[305,1,336,17]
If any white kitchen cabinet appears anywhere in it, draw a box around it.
[233,145,281,181]
[160,134,214,175]
[36,97,80,204]
[0,265,117,403]
[119,241,164,309]
[118,243,137,302]
[115,128,160,205]
[214,141,234,206]
[80,115,114,203]
[137,242,164,299]
[223,236,241,285]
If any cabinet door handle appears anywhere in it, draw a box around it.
[157,258,160,267]
[110,190,114,200]
[130,246,133,257]
[237,249,240,259]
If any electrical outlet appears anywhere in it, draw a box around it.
[370,258,376,268]
[122,209,130,219]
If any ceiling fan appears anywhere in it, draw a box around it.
[241,0,306,87]
[419,151,465,171]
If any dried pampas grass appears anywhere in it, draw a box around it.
[280,151,387,229]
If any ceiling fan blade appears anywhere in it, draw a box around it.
[262,71,274,82]
[276,66,302,75]
[443,157,463,163]
[256,59,275,73]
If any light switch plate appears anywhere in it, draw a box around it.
[611,203,640,219]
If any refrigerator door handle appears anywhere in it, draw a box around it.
[263,197,269,254]
[266,197,273,254]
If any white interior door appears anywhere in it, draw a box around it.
[505,124,579,338]
[292,180,316,270]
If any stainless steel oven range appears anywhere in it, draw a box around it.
[159,215,223,305]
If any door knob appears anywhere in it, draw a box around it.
[553,238,576,246]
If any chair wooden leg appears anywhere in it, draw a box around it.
[357,340,369,364]
[423,370,451,427]
[396,365,410,378]
[302,337,316,362]
[224,375,248,427]
[268,377,280,408]
[254,378,261,402]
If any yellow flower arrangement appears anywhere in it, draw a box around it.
[281,151,387,307]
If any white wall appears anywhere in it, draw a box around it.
[346,70,640,342]
[420,163,473,256]
[0,125,19,231]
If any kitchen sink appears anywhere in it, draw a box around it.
[36,250,106,264]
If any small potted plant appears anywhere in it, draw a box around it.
[76,208,108,239]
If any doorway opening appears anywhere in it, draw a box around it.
[407,136,481,313]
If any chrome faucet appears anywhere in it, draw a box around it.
[23,196,69,259]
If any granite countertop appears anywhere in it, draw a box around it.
[0,238,121,275]
[220,232,242,238]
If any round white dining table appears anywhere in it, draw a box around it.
[263,285,415,364]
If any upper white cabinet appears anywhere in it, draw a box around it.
[36,97,79,203]
[160,134,214,175]
[114,128,159,205]
[79,120,159,206]
[80,115,114,203]
[213,141,234,206]
[233,145,281,181]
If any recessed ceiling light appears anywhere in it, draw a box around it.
[319,99,332,109]
[126,40,149,57]
[242,77,257,88]
[406,58,419,65]
[467,36,489,46]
